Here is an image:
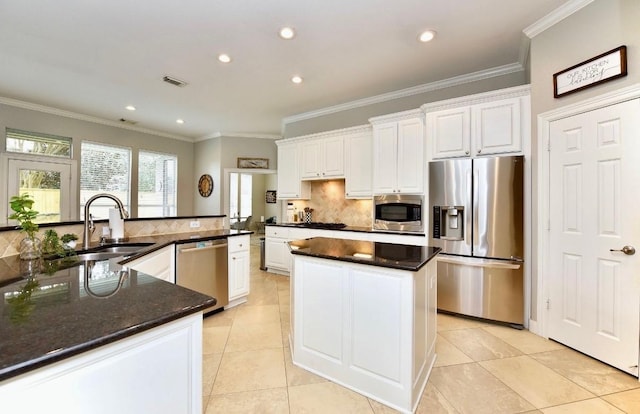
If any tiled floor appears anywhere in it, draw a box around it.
[201,239,640,413]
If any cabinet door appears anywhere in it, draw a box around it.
[396,118,424,193]
[229,250,250,300]
[265,238,290,271]
[345,131,373,198]
[127,245,175,283]
[472,97,522,156]
[277,143,310,199]
[427,107,471,159]
[322,136,344,177]
[300,140,323,179]
[372,123,398,194]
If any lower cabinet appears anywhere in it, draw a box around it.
[0,313,204,414]
[227,235,250,308]
[126,245,175,283]
[265,227,292,274]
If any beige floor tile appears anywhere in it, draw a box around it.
[429,363,535,414]
[225,321,283,352]
[481,325,565,354]
[202,325,230,354]
[434,334,473,367]
[439,328,523,361]
[368,398,402,413]
[203,307,237,327]
[437,313,489,331]
[284,346,327,387]
[205,388,290,414]
[531,349,640,396]
[415,382,459,414]
[233,303,281,325]
[212,348,286,394]
[202,353,222,397]
[540,398,624,413]
[245,281,280,306]
[278,289,290,307]
[288,381,374,413]
[602,388,640,413]
[480,356,594,409]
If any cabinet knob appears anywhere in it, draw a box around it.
[465,151,469,155]
[232,256,236,260]
[477,149,481,154]
[239,244,243,247]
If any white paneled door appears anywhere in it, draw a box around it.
[548,98,640,376]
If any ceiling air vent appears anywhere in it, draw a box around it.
[119,118,138,125]
[162,75,188,87]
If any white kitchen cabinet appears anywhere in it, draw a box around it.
[425,86,530,160]
[227,235,250,307]
[300,135,344,180]
[344,127,373,198]
[126,245,175,283]
[372,113,424,194]
[276,141,310,199]
[265,226,292,274]
[0,314,203,414]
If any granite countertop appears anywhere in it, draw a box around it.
[266,222,426,237]
[289,237,440,271]
[0,229,251,382]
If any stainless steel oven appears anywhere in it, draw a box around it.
[373,194,424,233]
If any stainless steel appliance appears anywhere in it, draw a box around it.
[429,155,524,326]
[373,194,424,233]
[176,239,228,313]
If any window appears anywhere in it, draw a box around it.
[6,128,72,158]
[80,142,131,219]
[138,151,177,217]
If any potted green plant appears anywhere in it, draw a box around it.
[61,233,78,250]
[9,194,41,260]
[42,229,64,257]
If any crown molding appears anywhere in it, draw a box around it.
[0,96,194,142]
[277,124,371,143]
[421,84,531,113]
[195,131,282,142]
[282,62,524,127]
[523,0,595,38]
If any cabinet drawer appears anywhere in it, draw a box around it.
[228,235,250,252]
[265,226,290,238]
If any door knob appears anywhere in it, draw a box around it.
[610,245,636,255]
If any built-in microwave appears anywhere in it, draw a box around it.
[373,194,424,233]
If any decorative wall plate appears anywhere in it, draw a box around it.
[198,174,213,197]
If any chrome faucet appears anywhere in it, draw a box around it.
[83,193,129,249]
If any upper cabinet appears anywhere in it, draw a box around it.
[371,111,424,194]
[424,85,530,160]
[276,141,310,200]
[344,126,373,198]
[300,135,344,180]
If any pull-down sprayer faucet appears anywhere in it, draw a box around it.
[83,193,129,249]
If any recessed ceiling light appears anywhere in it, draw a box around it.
[291,75,303,84]
[279,27,295,40]
[218,54,231,63]
[125,105,136,111]
[176,119,185,124]
[418,30,436,43]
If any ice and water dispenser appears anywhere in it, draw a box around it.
[432,206,464,241]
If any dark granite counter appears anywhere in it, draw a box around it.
[0,229,253,382]
[266,223,426,237]
[289,237,440,271]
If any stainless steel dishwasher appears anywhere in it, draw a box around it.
[176,239,228,313]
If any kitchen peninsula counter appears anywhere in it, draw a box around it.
[289,237,439,413]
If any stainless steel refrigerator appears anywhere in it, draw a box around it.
[429,155,524,326]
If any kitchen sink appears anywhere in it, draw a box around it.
[71,243,153,262]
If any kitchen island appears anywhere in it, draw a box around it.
[289,237,440,414]
[0,253,215,413]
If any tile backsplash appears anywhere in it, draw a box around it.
[290,180,372,227]
[0,217,224,258]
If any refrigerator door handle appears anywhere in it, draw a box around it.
[466,168,473,250]
[437,255,522,270]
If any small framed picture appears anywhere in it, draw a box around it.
[265,190,277,203]
[238,157,269,169]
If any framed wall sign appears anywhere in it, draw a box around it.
[265,190,277,203]
[237,157,269,169]
[553,45,627,98]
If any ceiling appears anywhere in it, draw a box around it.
[0,0,570,141]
